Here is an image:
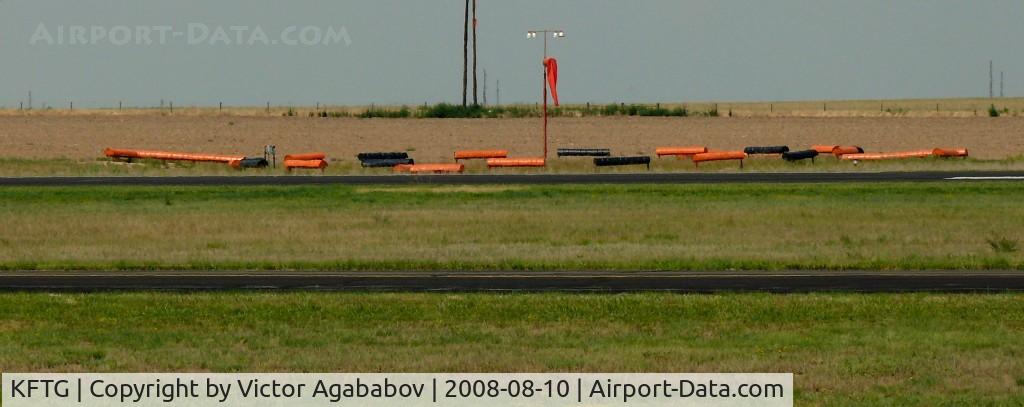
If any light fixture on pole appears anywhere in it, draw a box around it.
[527,29,565,159]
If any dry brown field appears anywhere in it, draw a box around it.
[1,115,1023,162]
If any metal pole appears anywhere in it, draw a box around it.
[462,0,469,107]
[472,0,478,106]
[543,34,548,159]
[990,61,994,99]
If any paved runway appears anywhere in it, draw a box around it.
[1,271,1022,293]
[3,171,1024,186]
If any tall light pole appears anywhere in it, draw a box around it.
[527,29,565,159]
[472,0,479,106]
[990,60,994,99]
[462,0,469,106]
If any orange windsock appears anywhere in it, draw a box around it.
[544,58,559,106]
[812,145,839,154]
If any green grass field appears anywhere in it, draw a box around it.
[0,292,1021,405]
[0,182,1020,271]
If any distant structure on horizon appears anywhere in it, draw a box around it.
[990,60,994,99]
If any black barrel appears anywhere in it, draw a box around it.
[594,156,652,168]
[361,158,415,168]
[238,157,269,168]
[558,148,612,157]
[744,146,790,155]
[782,150,819,162]
[357,152,409,161]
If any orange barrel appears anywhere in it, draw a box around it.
[285,153,327,161]
[454,150,509,161]
[285,159,328,169]
[933,148,969,158]
[831,146,864,157]
[407,164,465,174]
[811,145,839,154]
[655,146,708,157]
[487,158,546,168]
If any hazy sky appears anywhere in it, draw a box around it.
[0,0,1021,107]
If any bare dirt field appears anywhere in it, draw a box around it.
[1,115,1022,162]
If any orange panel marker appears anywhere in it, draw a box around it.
[487,158,546,168]
[105,148,244,163]
[285,159,328,170]
[656,147,708,158]
[811,145,839,154]
[933,148,969,158]
[407,164,465,174]
[284,153,327,161]
[455,150,509,161]
[692,151,748,168]
[831,146,864,157]
[840,150,934,161]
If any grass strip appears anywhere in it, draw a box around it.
[0,183,1021,271]
[0,292,1021,405]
